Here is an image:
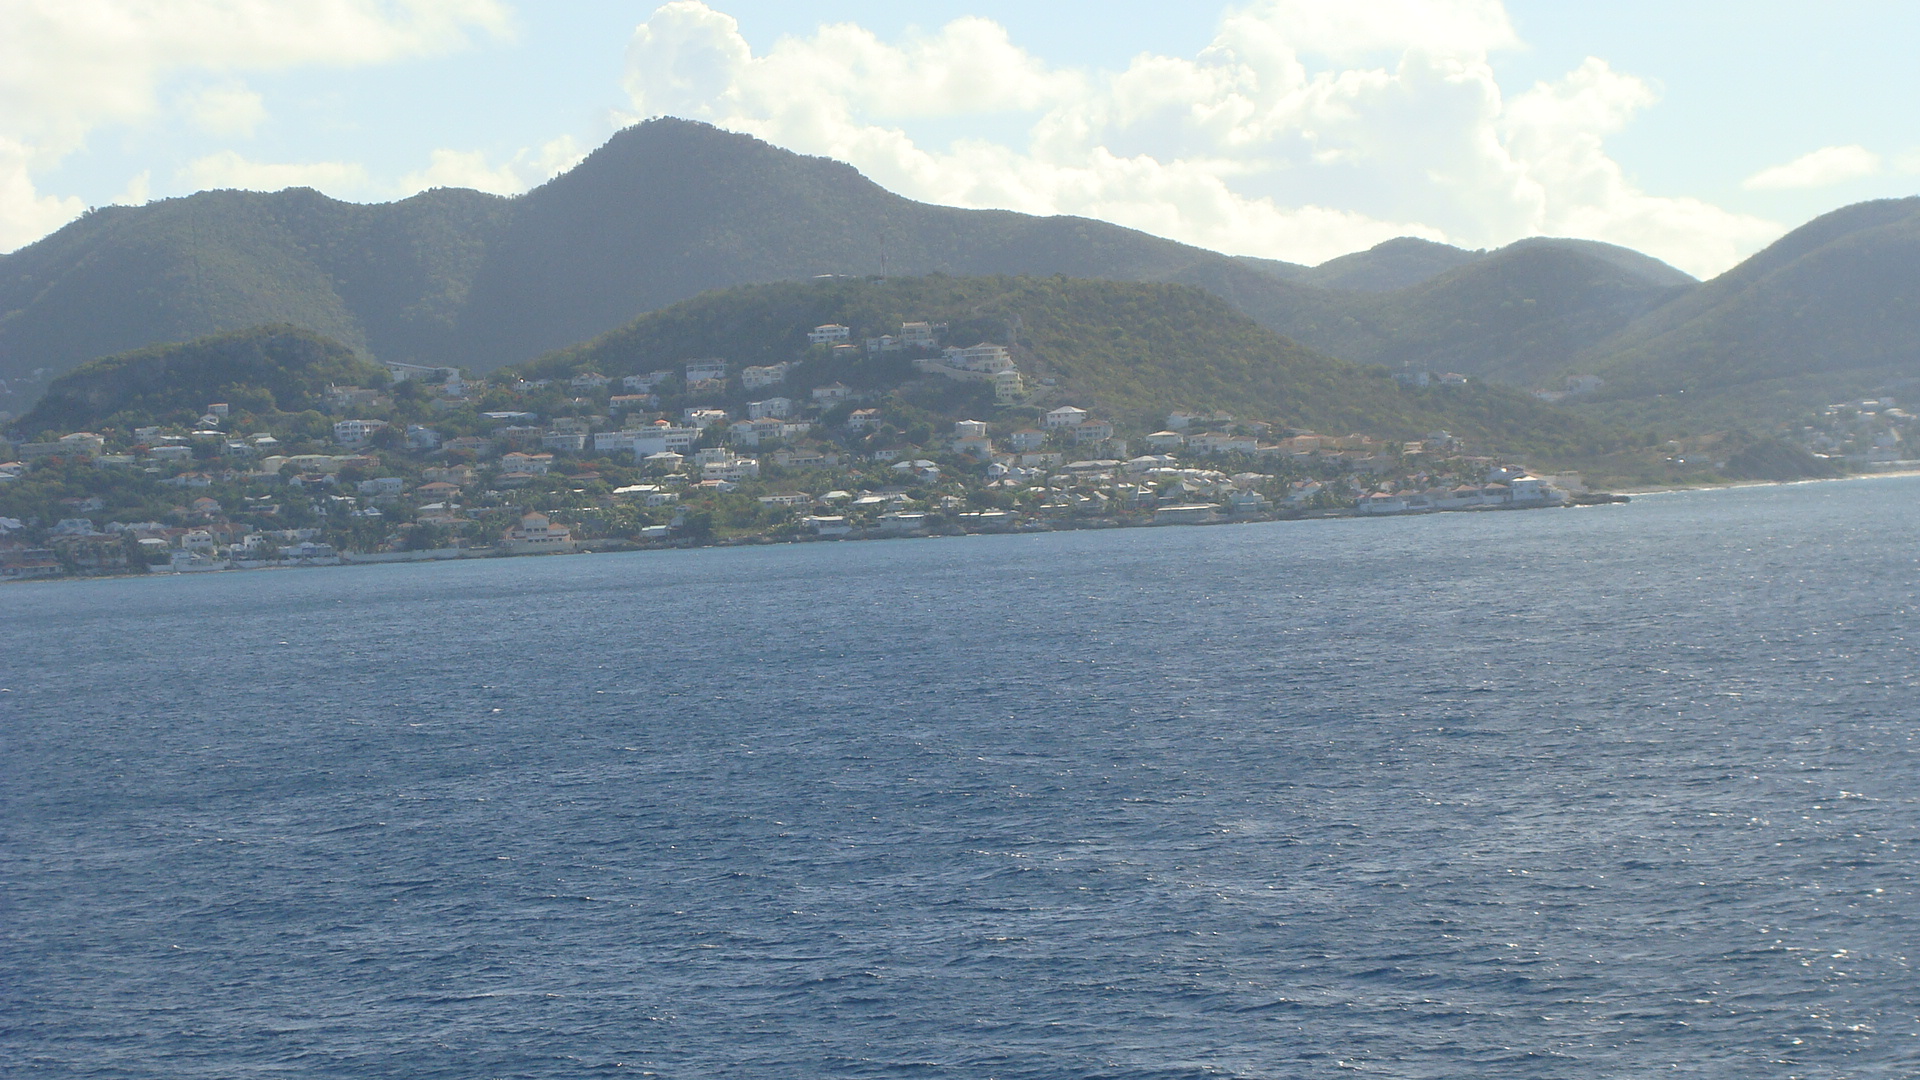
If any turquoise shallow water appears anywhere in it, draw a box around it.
[4,477,1919,1079]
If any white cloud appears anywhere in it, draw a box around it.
[1743,144,1883,191]
[112,169,151,207]
[0,136,84,252]
[182,82,269,137]
[623,1,1781,276]
[0,0,511,250]
[185,150,371,194]
[398,136,586,196]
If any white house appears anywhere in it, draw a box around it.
[1045,406,1090,429]
[685,358,728,382]
[502,512,575,554]
[741,363,791,390]
[993,369,1025,403]
[623,370,674,392]
[1072,420,1115,444]
[636,432,696,462]
[747,397,793,420]
[808,324,851,345]
[813,383,851,403]
[1153,504,1220,525]
[499,452,552,475]
[332,419,389,447]
[953,419,989,439]
[1009,428,1047,451]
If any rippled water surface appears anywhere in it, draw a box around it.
[6,477,1920,1079]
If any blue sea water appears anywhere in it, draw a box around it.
[4,477,1919,1079]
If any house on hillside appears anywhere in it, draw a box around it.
[685,359,728,383]
[742,363,791,390]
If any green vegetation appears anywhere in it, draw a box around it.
[16,326,388,435]
[1200,238,1697,388]
[1723,437,1847,482]
[533,273,1628,461]
[5,118,1912,454]
[1570,198,1920,428]
[0,118,1255,408]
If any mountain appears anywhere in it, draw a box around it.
[534,274,1624,459]
[1291,237,1484,292]
[0,187,506,399]
[1203,237,1698,387]
[16,325,386,436]
[0,120,1311,407]
[0,118,1694,421]
[9,116,1907,439]
[1572,198,1920,426]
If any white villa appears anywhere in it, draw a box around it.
[502,512,575,555]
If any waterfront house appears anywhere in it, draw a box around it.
[1154,504,1220,525]
[502,512,575,555]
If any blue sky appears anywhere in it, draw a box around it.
[5,1,1917,276]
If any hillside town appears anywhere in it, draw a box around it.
[0,319,1613,581]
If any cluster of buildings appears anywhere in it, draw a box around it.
[3,317,1588,581]
[1802,397,1917,467]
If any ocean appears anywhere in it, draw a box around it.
[4,476,1918,1079]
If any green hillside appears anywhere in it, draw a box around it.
[0,120,1295,407]
[10,116,1909,442]
[1292,236,1484,292]
[0,187,506,390]
[1208,238,1697,387]
[1572,198,1920,427]
[16,325,387,435]
[533,274,1623,459]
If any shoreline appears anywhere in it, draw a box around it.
[2,497,1601,585]
[17,469,1919,586]
[1614,465,1920,498]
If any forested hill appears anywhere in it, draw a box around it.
[0,118,1686,418]
[16,325,386,436]
[0,120,1293,403]
[533,274,1623,459]
[1568,198,1920,427]
[12,116,1910,436]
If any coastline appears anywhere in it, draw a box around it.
[1614,464,1920,497]
[18,469,1918,586]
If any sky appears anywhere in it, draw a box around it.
[4,1,1918,277]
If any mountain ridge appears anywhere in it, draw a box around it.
[4,118,1916,435]
[0,119,1683,408]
